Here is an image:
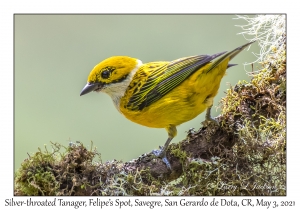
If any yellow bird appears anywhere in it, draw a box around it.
[80,41,254,168]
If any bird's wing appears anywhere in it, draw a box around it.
[125,52,226,111]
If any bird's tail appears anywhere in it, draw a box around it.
[207,41,255,73]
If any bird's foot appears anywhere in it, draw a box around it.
[152,146,171,169]
[202,116,219,127]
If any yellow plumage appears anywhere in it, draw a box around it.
[119,59,227,128]
[80,41,254,168]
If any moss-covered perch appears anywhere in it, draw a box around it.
[14,15,286,196]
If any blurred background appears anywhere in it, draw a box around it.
[14,15,259,171]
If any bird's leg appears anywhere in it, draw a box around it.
[204,105,219,126]
[152,125,177,169]
[203,97,219,126]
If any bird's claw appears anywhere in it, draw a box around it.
[202,117,219,127]
[152,147,171,169]
[206,117,219,126]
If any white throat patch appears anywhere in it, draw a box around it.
[101,59,142,112]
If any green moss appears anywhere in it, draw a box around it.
[14,145,60,195]
[169,144,188,165]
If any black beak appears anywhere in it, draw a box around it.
[80,83,102,96]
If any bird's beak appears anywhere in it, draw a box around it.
[80,82,103,96]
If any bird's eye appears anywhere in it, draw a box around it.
[101,70,110,79]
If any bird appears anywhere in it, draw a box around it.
[80,41,255,169]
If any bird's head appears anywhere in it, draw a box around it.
[80,56,142,100]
